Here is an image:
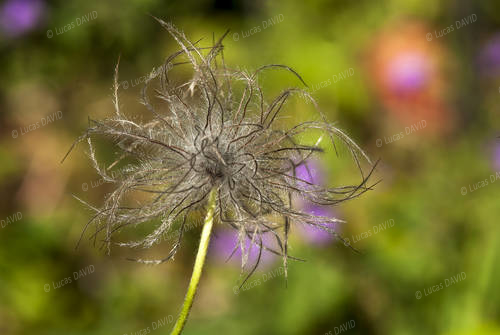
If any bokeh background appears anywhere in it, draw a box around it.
[1,0,500,334]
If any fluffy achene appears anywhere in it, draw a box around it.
[65,19,377,283]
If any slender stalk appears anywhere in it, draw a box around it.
[170,188,217,335]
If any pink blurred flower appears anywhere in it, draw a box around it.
[366,22,454,134]
[386,51,431,94]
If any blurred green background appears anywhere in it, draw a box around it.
[1,0,500,334]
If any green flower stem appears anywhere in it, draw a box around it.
[170,188,217,335]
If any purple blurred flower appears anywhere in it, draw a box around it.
[295,159,324,185]
[210,229,277,269]
[0,0,45,37]
[386,51,430,93]
[294,159,340,246]
[296,203,337,245]
[479,34,500,77]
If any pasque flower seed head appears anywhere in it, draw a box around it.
[64,19,377,284]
